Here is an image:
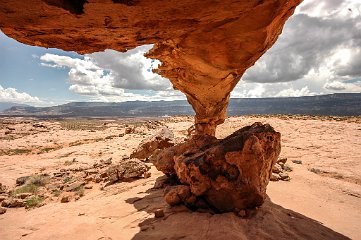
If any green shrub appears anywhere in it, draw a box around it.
[52,190,61,197]
[25,196,44,208]
[63,177,72,183]
[13,183,38,195]
[75,186,85,197]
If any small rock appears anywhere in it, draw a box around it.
[85,169,99,175]
[270,173,280,181]
[292,160,302,164]
[279,172,290,181]
[272,163,282,174]
[60,194,71,203]
[1,199,10,207]
[85,176,95,182]
[8,199,24,208]
[105,159,151,183]
[125,127,135,134]
[277,161,285,168]
[0,207,7,214]
[154,209,165,218]
[64,181,84,192]
[16,176,30,186]
[75,195,80,201]
[99,172,108,179]
[0,183,7,193]
[33,123,46,128]
[282,164,293,172]
[277,157,288,164]
[103,158,112,165]
[54,172,66,177]
[93,162,101,168]
[47,184,60,191]
[102,181,114,188]
[84,185,93,189]
[0,195,7,202]
[15,193,32,199]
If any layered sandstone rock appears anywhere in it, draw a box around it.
[0,0,302,135]
[153,123,281,212]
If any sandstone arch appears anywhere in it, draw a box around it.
[0,0,302,135]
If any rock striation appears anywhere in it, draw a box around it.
[152,123,281,212]
[0,0,302,134]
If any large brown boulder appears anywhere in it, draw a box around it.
[153,123,281,212]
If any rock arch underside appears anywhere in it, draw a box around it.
[0,0,303,212]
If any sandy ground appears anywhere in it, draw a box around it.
[0,116,360,240]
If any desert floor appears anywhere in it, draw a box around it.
[0,115,360,240]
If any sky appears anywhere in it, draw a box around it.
[0,0,361,106]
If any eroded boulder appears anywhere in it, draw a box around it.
[130,127,175,160]
[154,123,281,212]
[270,157,293,181]
[105,159,151,184]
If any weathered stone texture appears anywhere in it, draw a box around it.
[153,123,281,212]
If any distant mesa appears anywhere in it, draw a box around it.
[1,93,361,117]
[0,102,31,112]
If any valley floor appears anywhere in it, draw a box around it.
[0,116,360,240]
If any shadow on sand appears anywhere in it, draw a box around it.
[125,176,350,240]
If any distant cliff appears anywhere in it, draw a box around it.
[2,93,361,117]
[228,93,361,116]
[0,102,30,112]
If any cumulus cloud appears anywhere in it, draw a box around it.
[40,45,175,101]
[324,80,361,91]
[231,81,318,98]
[275,86,313,97]
[0,85,44,105]
[239,0,361,97]
[90,46,170,91]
